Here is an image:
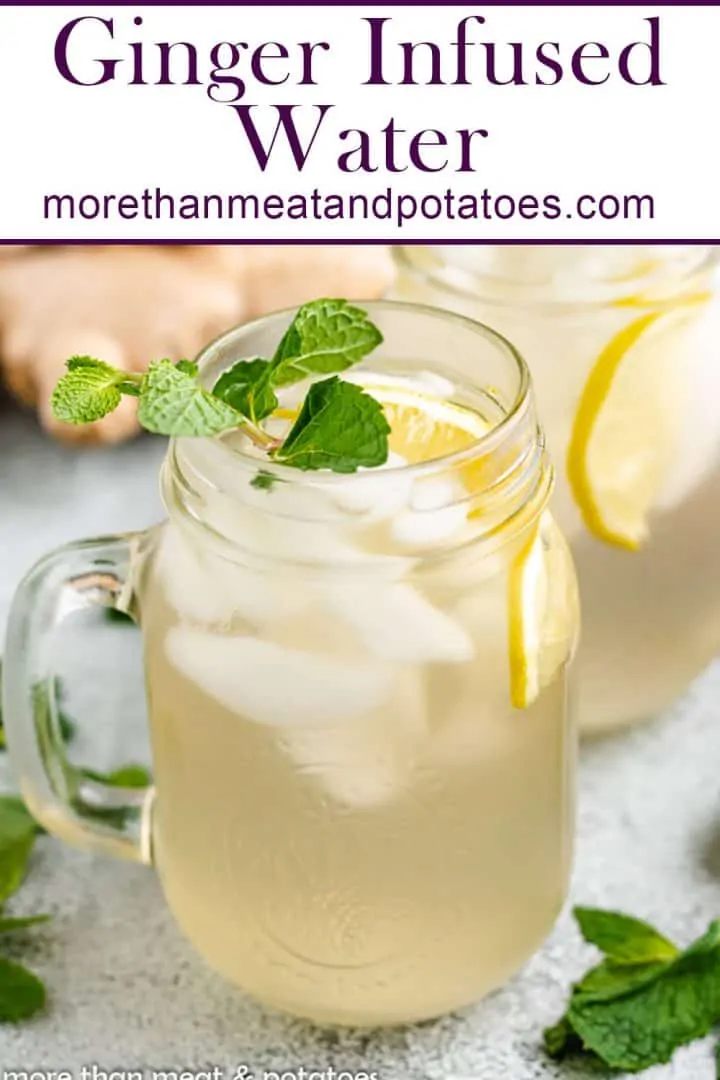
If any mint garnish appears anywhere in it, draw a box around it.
[136,358,242,437]
[546,906,720,1072]
[51,356,136,423]
[213,357,277,423]
[275,376,390,472]
[51,299,389,475]
[270,297,383,385]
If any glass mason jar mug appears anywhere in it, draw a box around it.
[391,245,720,735]
[3,302,579,1027]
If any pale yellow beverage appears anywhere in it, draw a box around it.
[391,246,720,734]
[4,303,578,1028]
[136,307,578,1026]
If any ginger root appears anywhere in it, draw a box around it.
[0,244,394,444]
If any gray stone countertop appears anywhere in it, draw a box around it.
[1,392,720,1080]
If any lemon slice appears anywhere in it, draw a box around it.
[567,300,707,550]
[373,385,489,464]
[508,516,578,709]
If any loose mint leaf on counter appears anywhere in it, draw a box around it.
[545,909,720,1072]
[570,957,670,1005]
[0,957,46,1022]
[0,914,51,935]
[0,797,40,906]
[574,907,680,965]
[274,376,390,473]
[0,797,38,854]
[270,298,383,386]
[0,835,35,907]
[543,1016,583,1060]
[213,358,278,423]
[138,359,243,437]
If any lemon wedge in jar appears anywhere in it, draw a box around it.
[508,517,579,709]
[375,385,489,463]
[566,300,708,550]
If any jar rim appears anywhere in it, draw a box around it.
[177,298,535,491]
[392,244,720,315]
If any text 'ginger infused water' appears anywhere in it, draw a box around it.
[134,304,578,1026]
[390,246,720,734]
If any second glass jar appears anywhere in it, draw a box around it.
[390,245,720,734]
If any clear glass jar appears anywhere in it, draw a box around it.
[390,245,720,735]
[3,302,578,1027]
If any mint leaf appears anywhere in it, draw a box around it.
[544,1016,582,1060]
[213,358,278,423]
[250,470,277,492]
[103,607,134,625]
[0,836,34,906]
[0,797,40,905]
[573,958,671,1004]
[0,957,46,1022]
[175,360,198,377]
[0,914,51,935]
[270,299,383,387]
[51,357,125,424]
[274,377,389,473]
[70,763,152,830]
[569,922,720,1071]
[138,359,243,437]
[574,906,680,964]
[545,913,720,1073]
[0,796,38,852]
[79,764,151,789]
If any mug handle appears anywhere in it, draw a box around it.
[2,533,153,865]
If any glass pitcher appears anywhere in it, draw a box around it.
[3,302,578,1027]
[390,246,720,735]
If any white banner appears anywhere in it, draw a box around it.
[0,4,714,240]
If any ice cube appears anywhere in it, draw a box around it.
[280,668,428,808]
[165,627,393,727]
[318,581,474,664]
[327,452,412,518]
[424,642,512,770]
[391,475,469,548]
[198,481,413,575]
[156,526,304,628]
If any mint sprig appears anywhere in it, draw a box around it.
[546,906,720,1072]
[51,299,389,475]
